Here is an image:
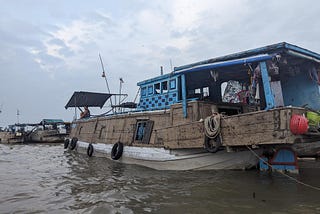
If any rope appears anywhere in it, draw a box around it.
[220,116,320,191]
[204,113,221,139]
[245,145,320,191]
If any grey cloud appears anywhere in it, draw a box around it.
[161,46,181,55]
[1,0,320,127]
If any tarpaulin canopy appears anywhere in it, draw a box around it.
[65,91,113,109]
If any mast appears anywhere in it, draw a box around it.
[99,54,115,114]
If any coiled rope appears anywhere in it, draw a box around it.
[204,113,221,139]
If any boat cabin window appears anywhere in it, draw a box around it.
[162,81,168,93]
[134,120,154,144]
[187,86,210,99]
[170,79,176,90]
[141,87,147,97]
[154,83,161,94]
[148,85,153,95]
[135,122,146,141]
[203,87,209,97]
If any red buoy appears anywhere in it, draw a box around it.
[290,114,308,135]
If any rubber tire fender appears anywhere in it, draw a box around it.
[87,143,94,157]
[64,139,70,149]
[204,135,221,153]
[111,142,124,160]
[69,137,78,150]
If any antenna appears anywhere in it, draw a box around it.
[170,59,173,72]
[99,54,115,114]
[17,109,20,124]
[119,78,124,112]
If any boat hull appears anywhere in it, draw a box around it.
[27,130,67,143]
[293,141,320,157]
[67,140,260,171]
[0,132,25,144]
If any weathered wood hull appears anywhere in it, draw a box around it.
[293,142,320,157]
[67,101,320,170]
[0,132,25,144]
[27,130,66,143]
[69,103,319,149]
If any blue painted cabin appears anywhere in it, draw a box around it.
[137,42,320,116]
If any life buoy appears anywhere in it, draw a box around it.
[64,139,70,149]
[204,135,221,153]
[69,137,78,150]
[87,143,94,157]
[111,142,123,160]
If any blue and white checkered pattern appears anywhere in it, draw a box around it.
[138,92,178,110]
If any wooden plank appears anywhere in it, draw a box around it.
[222,130,296,146]
[157,122,204,149]
[70,102,308,149]
[220,111,275,127]
[280,109,290,130]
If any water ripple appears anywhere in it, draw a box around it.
[0,144,320,213]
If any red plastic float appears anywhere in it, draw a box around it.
[290,114,308,135]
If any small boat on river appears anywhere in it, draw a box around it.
[0,119,70,144]
[64,42,320,171]
[0,124,26,144]
[27,119,70,143]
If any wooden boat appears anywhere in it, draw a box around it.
[26,119,70,143]
[0,120,70,144]
[0,124,27,144]
[0,131,25,144]
[64,42,320,171]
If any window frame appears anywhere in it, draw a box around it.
[141,86,147,97]
[148,85,153,95]
[169,79,176,90]
[161,81,168,93]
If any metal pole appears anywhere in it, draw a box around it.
[99,54,115,114]
[119,79,123,112]
[17,109,20,124]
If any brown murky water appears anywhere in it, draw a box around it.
[0,143,320,213]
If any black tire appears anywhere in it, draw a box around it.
[111,142,124,160]
[87,143,94,157]
[69,137,78,150]
[204,135,221,153]
[64,139,70,149]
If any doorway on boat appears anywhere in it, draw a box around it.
[133,120,154,144]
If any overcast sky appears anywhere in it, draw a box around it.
[0,0,320,127]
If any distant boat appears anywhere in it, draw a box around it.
[0,124,26,144]
[27,119,70,143]
[0,119,70,144]
[64,42,320,172]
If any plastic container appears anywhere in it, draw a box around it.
[306,111,320,127]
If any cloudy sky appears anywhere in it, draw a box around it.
[0,0,320,127]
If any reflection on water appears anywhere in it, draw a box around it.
[0,144,320,213]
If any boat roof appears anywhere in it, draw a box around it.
[65,91,113,109]
[137,42,320,86]
[40,119,65,125]
[174,42,320,71]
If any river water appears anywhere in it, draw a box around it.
[0,143,320,214]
